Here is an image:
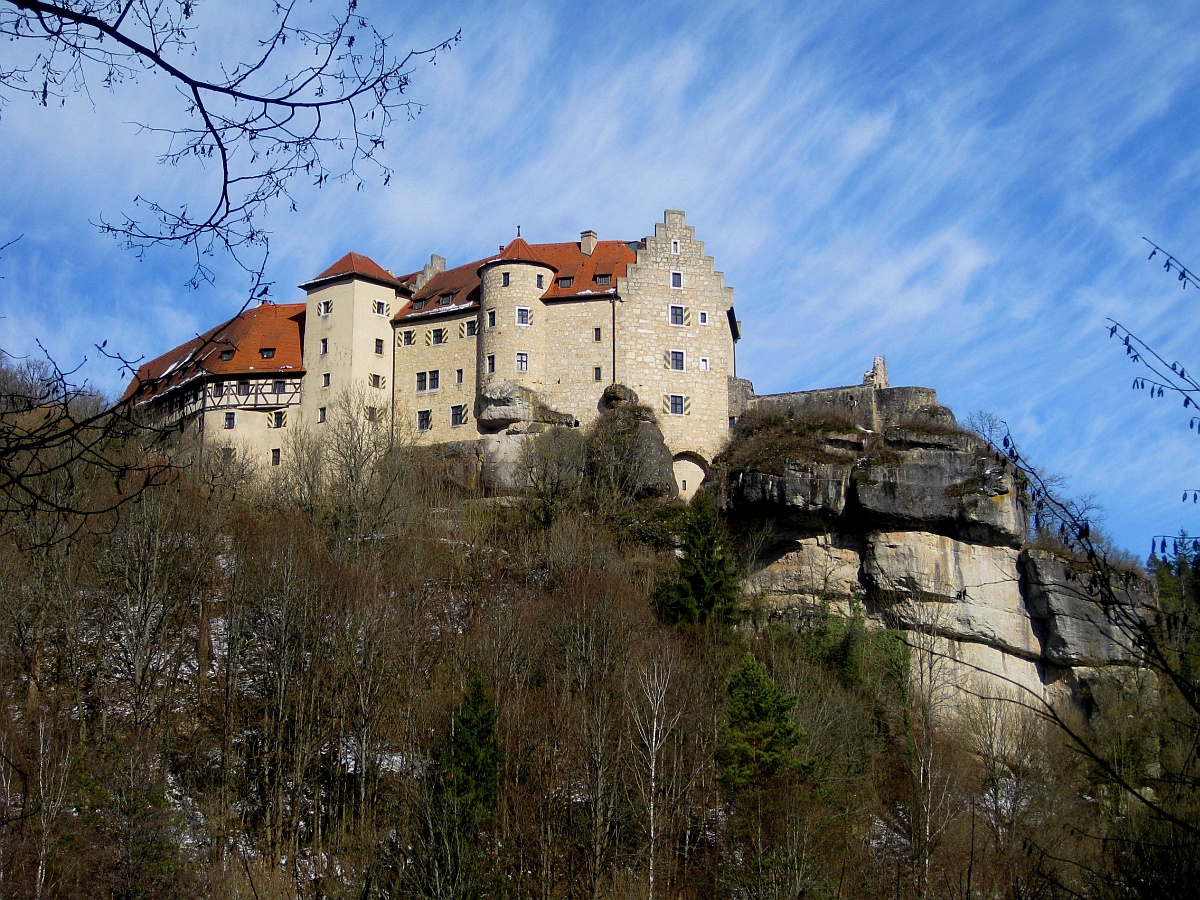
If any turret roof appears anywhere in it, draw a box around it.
[300,251,406,290]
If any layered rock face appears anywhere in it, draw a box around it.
[719,387,1151,705]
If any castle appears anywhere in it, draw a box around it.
[124,211,741,497]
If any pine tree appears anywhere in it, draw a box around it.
[652,493,741,625]
[717,653,800,793]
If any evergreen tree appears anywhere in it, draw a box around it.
[717,653,800,794]
[437,673,503,835]
[652,493,742,625]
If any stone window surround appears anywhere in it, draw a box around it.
[669,349,685,371]
[516,307,531,326]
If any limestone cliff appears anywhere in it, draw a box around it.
[713,380,1152,706]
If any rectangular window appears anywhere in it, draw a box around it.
[375,338,385,355]
[417,371,427,392]
[670,305,685,326]
[516,307,530,325]
[671,271,682,289]
[237,380,251,396]
[465,319,477,336]
[595,274,611,286]
[220,349,234,361]
[322,373,331,388]
[502,272,510,287]
[487,355,495,374]
[213,382,225,398]
[271,410,286,428]
[223,411,235,429]
[273,379,286,394]
[670,350,684,371]
[374,299,389,316]
[366,407,380,423]
[271,448,281,466]
[699,311,709,325]
[260,348,275,359]
[558,277,573,288]
[536,274,544,289]
[403,330,414,346]
[318,406,327,423]
[456,368,464,385]
[487,309,496,328]
[412,299,427,310]
[671,239,680,254]
[593,366,602,381]
[440,293,454,305]
[451,404,467,427]
[432,328,446,345]
[700,357,710,371]
[429,370,440,390]
[516,352,528,372]
[320,337,328,354]
[317,299,332,316]
[370,373,384,389]
[593,327,602,342]
[417,409,432,431]
[670,394,684,416]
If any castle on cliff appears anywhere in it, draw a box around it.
[124,210,741,497]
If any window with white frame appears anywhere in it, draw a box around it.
[699,311,708,325]
[318,406,327,423]
[671,271,682,288]
[321,373,331,388]
[456,368,464,385]
[429,369,440,390]
[700,357,710,371]
[320,337,328,354]
[318,299,332,316]
[270,410,286,428]
[417,409,432,431]
[595,273,611,286]
[671,239,680,254]
[374,299,389,316]
[416,372,427,392]
[669,350,684,371]
[375,338,384,355]
[593,366,602,381]
[669,394,685,415]
[431,328,446,345]
[593,327,602,342]
[465,319,477,336]
[403,330,414,346]
[516,307,531,326]
[487,309,496,328]
[224,411,235,429]
[516,352,528,372]
[670,304,685,326]
[451,404,468,427]
[370,373,385,389]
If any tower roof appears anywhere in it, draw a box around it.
[300,251,406,290]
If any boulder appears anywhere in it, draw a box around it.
[748,531,864,608]
[1020,549,1151,666]
[853,448,1026,546]
[478,380,575,428]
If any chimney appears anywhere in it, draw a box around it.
[580,230,598,256]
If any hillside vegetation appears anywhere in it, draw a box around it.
[0,369,1195,899]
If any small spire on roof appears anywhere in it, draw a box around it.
[517,225,522,237]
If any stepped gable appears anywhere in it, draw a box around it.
[300,251,406,290]
[395,238,637,321]
[122,302,306,403]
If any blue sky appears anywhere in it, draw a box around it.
[3,0,1200,555]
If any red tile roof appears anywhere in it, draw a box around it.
[300,251,407,290]
[395,239,638,320]
[122,302,306,404]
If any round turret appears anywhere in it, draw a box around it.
[476,237,557,397]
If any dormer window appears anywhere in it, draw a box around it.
[439,293,454,305]
[595,274,611,286]
[260,348,275,359]
[412,298,427,310]
[558,277,574,289]
[220,349,234,361]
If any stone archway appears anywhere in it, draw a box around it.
[672,452,708,501]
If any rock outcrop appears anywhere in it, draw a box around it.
[720,381,1153,706]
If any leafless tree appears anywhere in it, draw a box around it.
[0,0,458,288]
